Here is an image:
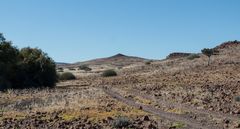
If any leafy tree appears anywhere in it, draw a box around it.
[0,33,57,90]
[17,47,57,88]
[0,38,19,90]
[0,33,6,42]
[201,48,219,66]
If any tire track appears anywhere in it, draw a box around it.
[102,87,218,129]
[126,89,239,121]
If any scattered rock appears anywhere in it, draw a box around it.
[142,115,150,121]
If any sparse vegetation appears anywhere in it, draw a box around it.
[201,48,219,66]
[1,31,240,129]
[78,65,92,71]
[102,69,117,77]
[0,33,57,90]
[187,54,200,60]
[59,72,76,80]
[112,116,131,128]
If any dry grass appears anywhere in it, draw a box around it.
[0,86,148,123]
[134,96,152,105]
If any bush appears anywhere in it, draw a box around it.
[68,67,76,71]
[0,33,57,90]
[187,54,200,60]
[235,96,240,102]
[145,60,152,65]
[78,65,92,71]
[57,67,64,72]
[59,72,76,80]
[112,117,131,128]
[170,122,185,128]
[102,69,117,77]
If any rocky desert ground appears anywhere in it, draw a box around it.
[1,41,240,129]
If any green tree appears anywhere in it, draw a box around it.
[17,47,57,88]
[201,48,219,66]
[0,33,57,90]
[0,33,6,42]
[0,35,19,90]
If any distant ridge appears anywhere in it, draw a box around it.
[74,53,150,66]
[57,53,150,68]
[56,62,69,66]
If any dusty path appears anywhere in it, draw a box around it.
[125,88,239,121]
[102,87,219,129]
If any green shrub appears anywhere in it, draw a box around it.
[57,67,64,72]
[145,60,152,65]
[78,65,92,71]
[112,117,131,128]
[59,72,76,80]
[170,122,185,128]
[187,54,200,60]
[102,69,117,77]
[68,67,76,71]
[235,96,240,102]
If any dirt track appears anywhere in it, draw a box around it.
[102,87,220,129]
[126,88,239,121]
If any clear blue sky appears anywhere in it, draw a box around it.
[1,0,240,63]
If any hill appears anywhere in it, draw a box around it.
[77,53,149,66]
[58,53,150,68]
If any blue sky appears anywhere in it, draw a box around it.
[1,0,240,63]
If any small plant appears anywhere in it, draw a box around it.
[59,72,76,80]
[170,122,185,128]
[102,69,117,77]
[235,96,240,102]
[0,109,3,117]
[112,116,131,128]
[78,65,92,71]
[187,54,200,60]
